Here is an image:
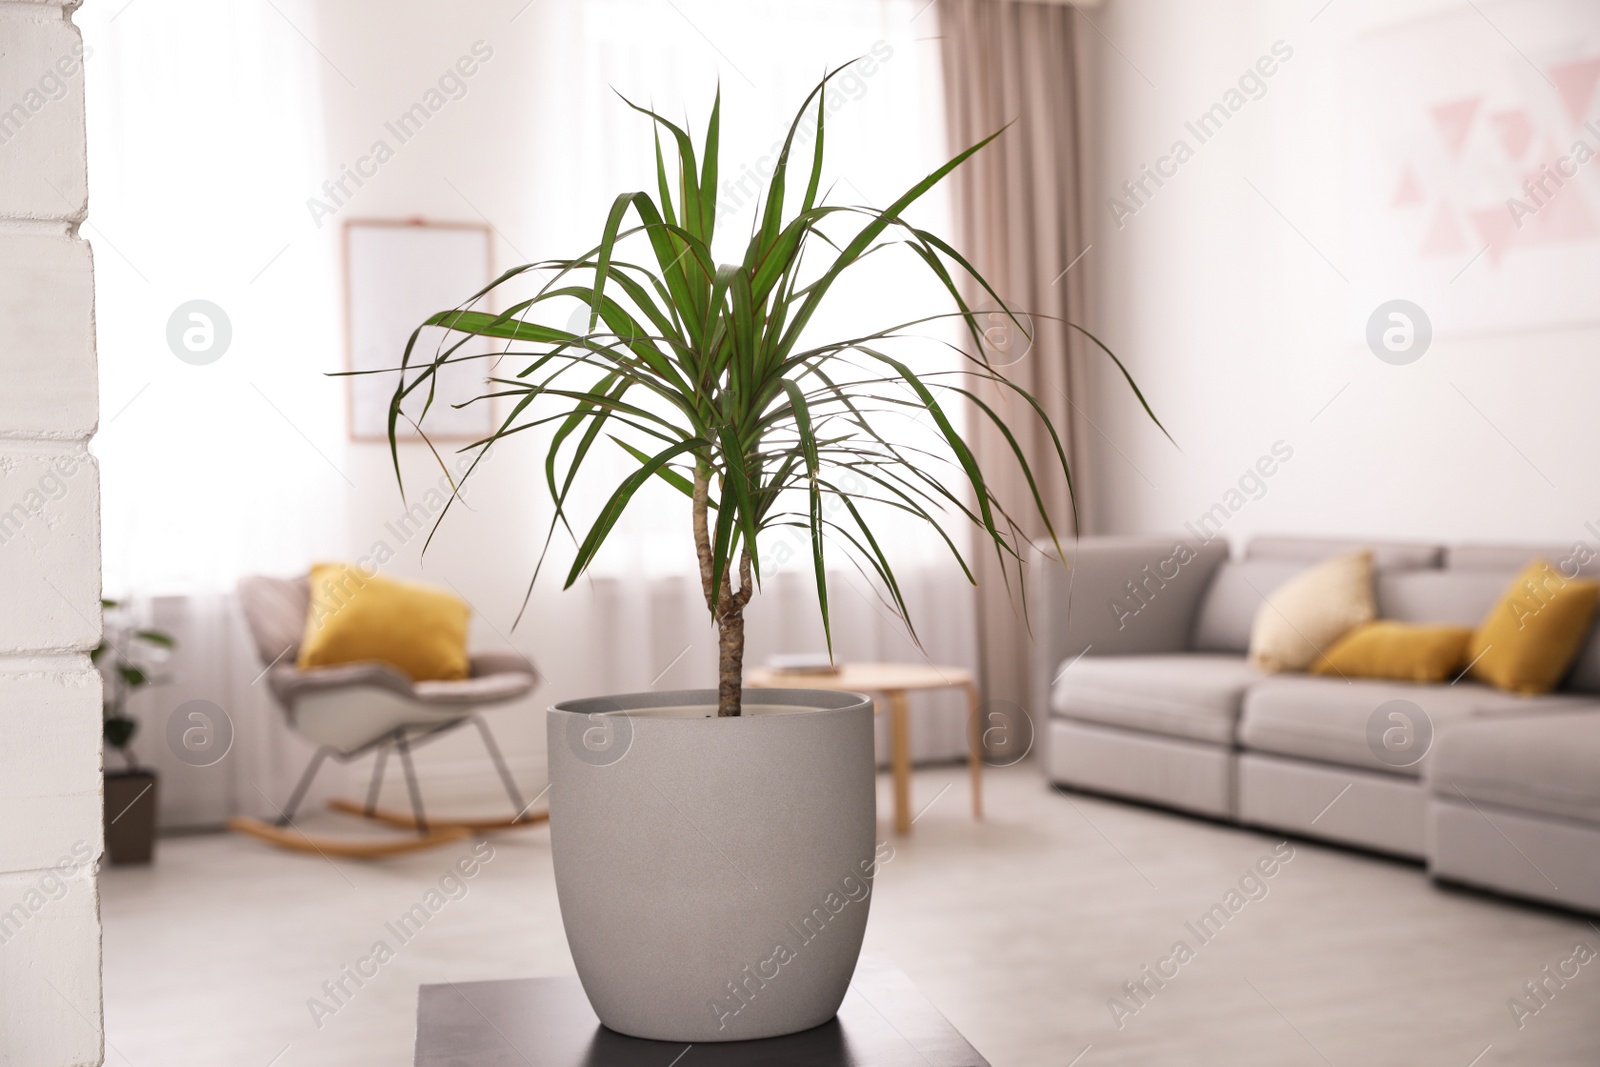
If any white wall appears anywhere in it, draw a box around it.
[1081,0,1600,550]
[0,1,105,1062]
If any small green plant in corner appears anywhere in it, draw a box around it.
[381,66,1162,717]
[93,599,176,771]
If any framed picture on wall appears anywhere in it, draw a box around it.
[343,219,496,442]
[1344,0,1600,337]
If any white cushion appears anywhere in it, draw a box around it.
[1248,549,1375,672]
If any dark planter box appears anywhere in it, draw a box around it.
[104,770,158,865]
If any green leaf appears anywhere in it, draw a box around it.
[612,436,695,498]
[103,717,137,749]
[699,85,720,244]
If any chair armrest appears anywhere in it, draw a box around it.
[1028,535,1228,729]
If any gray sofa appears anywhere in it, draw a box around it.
[1031,534,1600,914]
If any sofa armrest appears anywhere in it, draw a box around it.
[1028,535,1228,728]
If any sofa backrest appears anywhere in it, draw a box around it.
[1446,542,1600,576]
[1245,535,1444,571]
[1191,535,1446,653]
[1199,555,1511,637]
[1568,634,1600,693]
[1132,533,1600,693]
[1190,560,1307,653]
[1374,570,1509,626]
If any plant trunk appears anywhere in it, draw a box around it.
[717,600,745,718]
[693,462,753,716]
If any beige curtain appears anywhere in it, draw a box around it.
[937,0,1093,752]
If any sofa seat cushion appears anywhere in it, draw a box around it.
[1051,653,1258,745]
[1239,677,1593,778]
[1428,710,1600,825]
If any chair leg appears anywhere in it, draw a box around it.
[364,738,392,818]
[277,747,332,826]
[472,714,528,816]
[395,733,429,836]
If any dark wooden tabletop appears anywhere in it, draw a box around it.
[414,955,989,1066]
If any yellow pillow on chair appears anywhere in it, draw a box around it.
[1467,558,1600,695]
[297,563,471,682]
[1311,621,1475,683]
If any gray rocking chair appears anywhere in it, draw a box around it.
[232,573,545,856]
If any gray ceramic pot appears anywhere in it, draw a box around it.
[547,688,877,1042]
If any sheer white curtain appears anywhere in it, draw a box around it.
[83,0,345,599]
[530,0,980,761]
[81,0,351,824]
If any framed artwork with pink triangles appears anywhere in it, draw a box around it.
[1346,0,1600,335]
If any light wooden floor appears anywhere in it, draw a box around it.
[101,764,1600,1066]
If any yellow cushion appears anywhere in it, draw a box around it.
[297,563,471,682]
[1311,621,1475,682]
[1467,558,1600,695]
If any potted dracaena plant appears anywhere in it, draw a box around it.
[380,69,1159,1041]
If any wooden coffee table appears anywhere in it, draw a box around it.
[745,663,982,835]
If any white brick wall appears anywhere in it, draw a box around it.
[0,661,103,874]
[0,235,97,435]
[0,14,89,221]
[0,862,101,1066]
[0,448,102,654]
[0,0,104,1063]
